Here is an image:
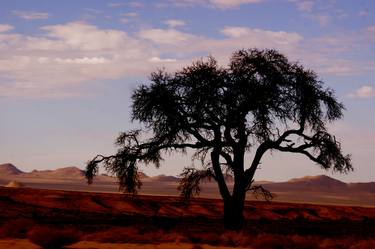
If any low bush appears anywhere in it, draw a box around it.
[28,226,80,249]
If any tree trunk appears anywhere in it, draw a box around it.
[223,193,246,230]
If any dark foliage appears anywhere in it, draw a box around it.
[86,48,352,229]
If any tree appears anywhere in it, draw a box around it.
[86,48,352,230]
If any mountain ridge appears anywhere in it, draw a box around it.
[1,163,374,193]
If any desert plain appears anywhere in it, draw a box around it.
[0,163,375,249]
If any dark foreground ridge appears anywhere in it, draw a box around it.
[0,186,374,238]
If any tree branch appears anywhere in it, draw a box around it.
[275,144,328,167]
[220,151,234,167]
[211,148,231,200]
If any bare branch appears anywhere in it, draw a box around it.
[247,185,274,202]
[178,167,215,202]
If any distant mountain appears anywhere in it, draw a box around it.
[29,166,84,179]
[1,163,375,195]
[150,174,179,182]
[289,175,347,188]
[51,167,85,178]
[265,175,348,192]
[0,163,23,175]
[348,182,375,193]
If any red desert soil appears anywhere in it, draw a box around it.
[1,187,375,249]
[1,186,374,221]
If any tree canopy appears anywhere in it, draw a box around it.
[86,48,352,229]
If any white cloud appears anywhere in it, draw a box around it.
[366,26,375,42]
[0,21,373,98]
[297,1,314,12]
[13,11,49,20]
[121,12,138,17]
[0,22,158,98]
[129,1,144,8]
[168,0,262,9]
[359,10,369,17]
[221,26,303,47]
[138,28,194,45]
[0,24,13,33]
[289,1,341,26]
[109,2,144,8]
[310,14,330,26]
[221,26,249,38]
[41,22,128,51]
[55,57,111,64]
[289,0,315,12]
[149,57,177,63]
[84,8,102,14]
[209,0,262,8]
[1,23,302,98]
[348,86,375,99]
[120,18,130,24]
[108,3,126,8]
[164,19,186,28]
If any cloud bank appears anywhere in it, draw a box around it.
[0,20,373,98]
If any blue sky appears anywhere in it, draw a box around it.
[0,0,374,182]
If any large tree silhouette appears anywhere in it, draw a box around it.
[86,49,352,230]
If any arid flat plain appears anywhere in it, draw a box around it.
[1,163,375,248]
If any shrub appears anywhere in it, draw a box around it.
[28,226,80,249]
[0,218,35,238]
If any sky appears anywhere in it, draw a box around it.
[0,0,374,182]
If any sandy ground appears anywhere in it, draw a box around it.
[1,174,374,207]
[2,186,375,223]
[0,239,246,249]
